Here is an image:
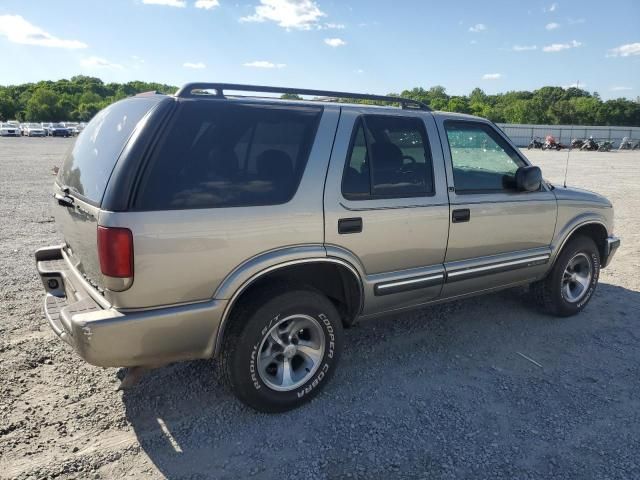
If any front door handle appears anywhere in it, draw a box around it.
[452,209,470,223]
[338,217,363,234]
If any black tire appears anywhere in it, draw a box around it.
[531,235,600,317]
[221,285,343,413]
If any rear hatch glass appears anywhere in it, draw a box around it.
[58,97,160,204]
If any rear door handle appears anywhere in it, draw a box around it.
[338,217,362,234]
[452,208,470,223]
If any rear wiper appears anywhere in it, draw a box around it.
[54,185,75,207]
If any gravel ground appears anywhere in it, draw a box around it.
[1,137,639,480]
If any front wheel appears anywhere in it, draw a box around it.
[531,236,600,316]
[221,286,343,412]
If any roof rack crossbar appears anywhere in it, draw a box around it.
[175,83,431,111]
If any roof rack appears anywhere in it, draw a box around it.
[174,83,431,111]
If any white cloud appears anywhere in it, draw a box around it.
[322,23,345,29]
[545,22,560,30]
[482,73,502,80]
[240,0,326,30]
[568,18,585,25]
[543,2,558,12]
[324,37,346,47]
[81,56,123,69]
[607,42,640,57]
[243,60,286,68]
[610,86,632,91]
[183,61,206,69]
[563,82,586,89]
[142,0,186,6]
[470,39,478,45]
[469,23,486,33]
[0,14,87,49]
[512,44,537,51]
[543,39,581,52]
[195,0,219,9]
[355,69,364,74]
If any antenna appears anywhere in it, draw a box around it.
[563,79,579,188]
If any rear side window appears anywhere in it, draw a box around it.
[58,98,159,203]
[135,102,322,210]
[342,115,434,199]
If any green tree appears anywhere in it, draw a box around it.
[24,88,60,121]
[0,91,17,120]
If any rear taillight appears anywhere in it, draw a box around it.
[97,226,134,278]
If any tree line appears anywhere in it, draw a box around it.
[1,76,638,126]
[0,76,176,122]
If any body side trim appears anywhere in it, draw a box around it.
[446,254,549,282]
[359,278,534,321]
[374,273,443,296]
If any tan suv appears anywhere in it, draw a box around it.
[36,83,620,412]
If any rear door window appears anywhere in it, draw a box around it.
[342,115,434,199]
[134,102,322,210]
[58,97,159,203]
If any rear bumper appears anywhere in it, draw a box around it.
[35,245,226,367]
[601,236,620,268]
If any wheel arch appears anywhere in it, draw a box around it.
[551,220,608,267]
[212,257,364,357]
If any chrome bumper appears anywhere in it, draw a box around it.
[35,245,226,367]
[601,236,620,268]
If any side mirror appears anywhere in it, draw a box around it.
[515,165,542,192]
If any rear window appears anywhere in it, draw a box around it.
[58,98,159,203]
[134,101,322,210]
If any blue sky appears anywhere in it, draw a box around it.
[0,0,638,99]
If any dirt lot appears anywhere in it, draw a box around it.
[1,137,639,480]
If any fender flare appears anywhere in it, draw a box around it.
[210,246,364,356]
[550,217,608,266]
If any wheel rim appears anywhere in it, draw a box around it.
[561,253,593,303]
[257,314,325,392]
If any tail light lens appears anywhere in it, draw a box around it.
[97,226,134,278]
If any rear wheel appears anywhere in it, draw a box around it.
[221,286,343,412]
[532,236,600,316]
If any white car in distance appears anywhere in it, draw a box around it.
[24,123,46,137]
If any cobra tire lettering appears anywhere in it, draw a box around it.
[297,313,334,398]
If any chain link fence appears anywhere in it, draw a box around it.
[496,123,640,148]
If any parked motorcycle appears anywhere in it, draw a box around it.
[571,138,585,149]
[580,137,599,151]
[619,137,632,150]
[542,135,564,150]
[528,137,544,149]
[597,140,614,152]
[618,137,640,150]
